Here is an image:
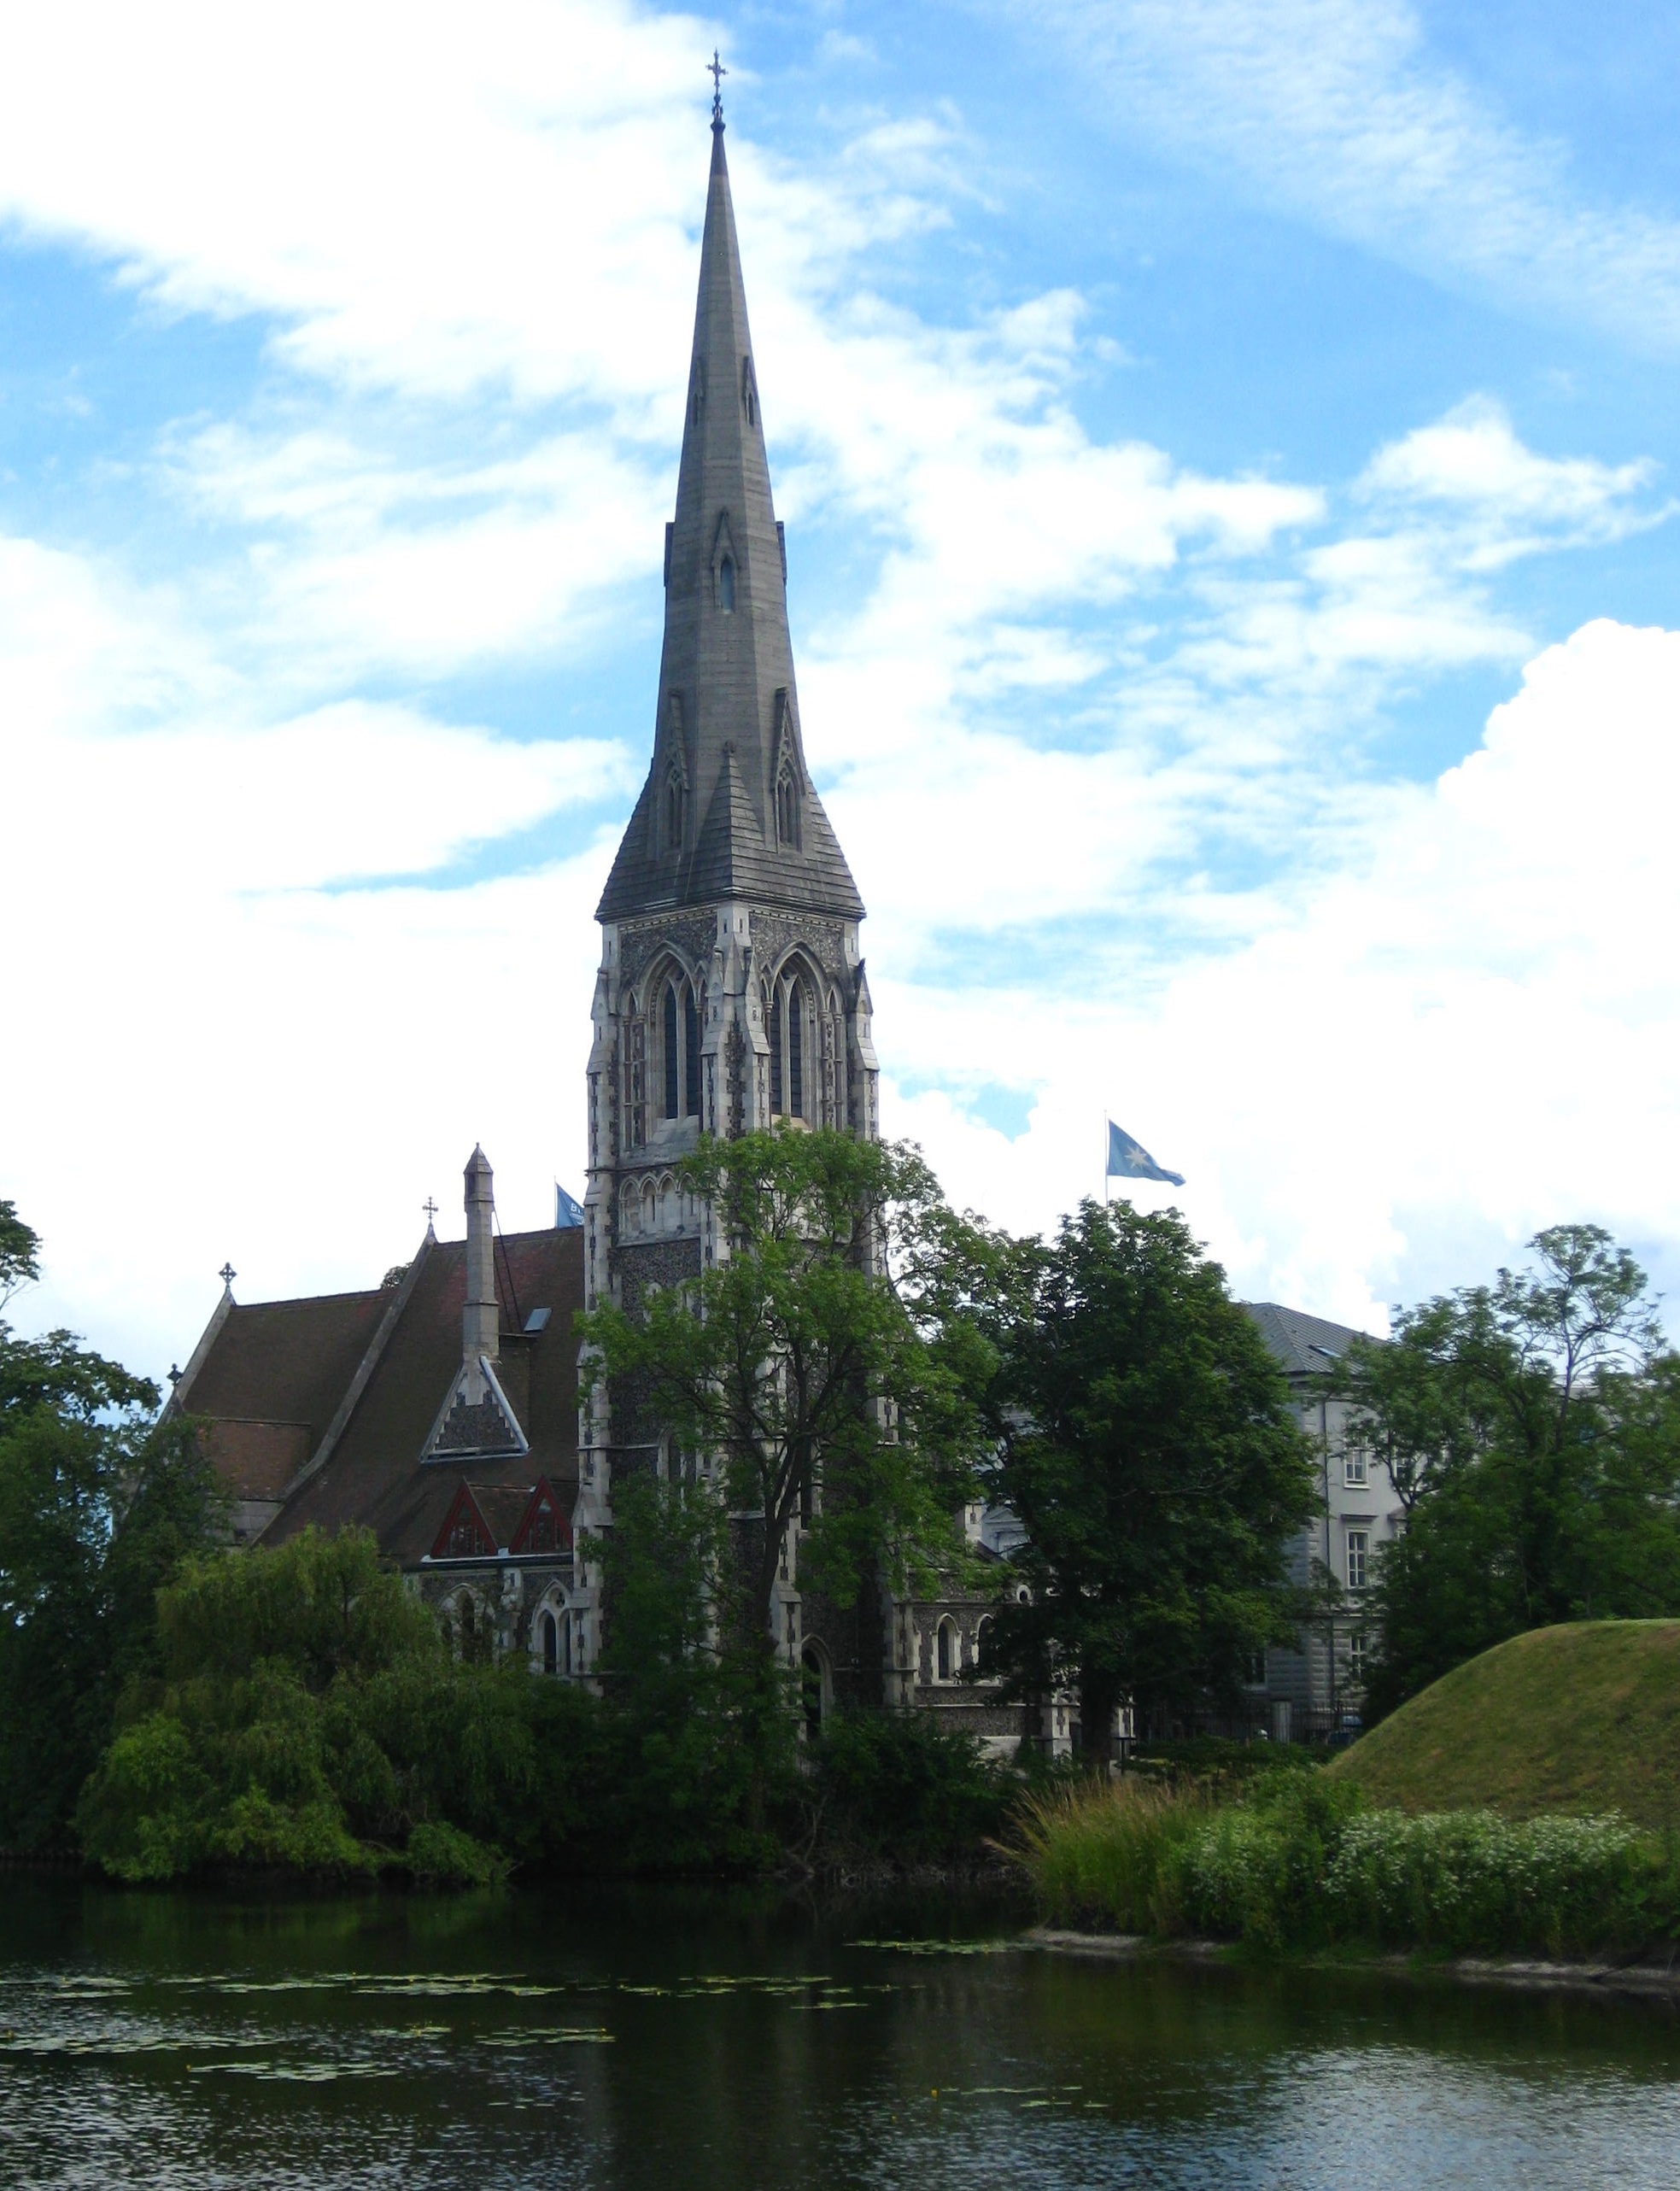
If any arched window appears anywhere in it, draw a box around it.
[561,1613,573,1677]
[664,767,685,852]
[975,1617,994,1673]
[769,984,783,1116]
[685,985,701,1118]
[936,1618,957,1683]
[664,982,680,1120]
[776,767,799,847]
[541,1610,558,1676]
[719,556,735,613]
[800,1643,827,1739]
[787,977,804,1118]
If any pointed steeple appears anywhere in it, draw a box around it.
[597,112,863,923]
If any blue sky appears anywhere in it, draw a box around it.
[2,0,1677,1378]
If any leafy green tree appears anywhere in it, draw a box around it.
[985,1200,1318,1768]
[1335,1225,1680,1716]
[0,1205,223,1850]
[578,1129,1000,1673]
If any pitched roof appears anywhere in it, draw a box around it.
[177,1286,391,1452]
[184,1227,585,1567]
[595,118,863,926]
[1244,1301,1377,1377]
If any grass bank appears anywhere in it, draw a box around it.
[1010,1773,1680,1959]
[1325,1621,1680,1829]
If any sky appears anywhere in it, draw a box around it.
[3,0,1678,1382]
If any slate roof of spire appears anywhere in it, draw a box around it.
[596,114,863,924]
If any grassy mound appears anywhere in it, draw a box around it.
[1328,1621,1680,1830]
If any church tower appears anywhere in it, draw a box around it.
[572,95,879,1628]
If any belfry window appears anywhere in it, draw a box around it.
[787,977,804,1117]
[719,555,735,612]
[664,983,681,1120]
[658,974,701,1124]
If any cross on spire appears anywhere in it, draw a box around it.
[708,48,726,126]
[423,1197,439,1228]
[219,1262,237,1294]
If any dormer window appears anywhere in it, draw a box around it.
[776,765,799,848]
[719,555,735,612]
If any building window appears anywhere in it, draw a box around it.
[664,766,686,852]
[800,1643,826,1738]
[1245,1650,1267,1687]
[685,985,701,1118]
[719,555,735,612]
[776,765,799,847]
[975,1616,994,1672]
[936,1618,957,1682]
[1348,1628,1367,1683]
[541,1610,558,1675]
[1343,1447,1368,1488]
[769,986,783,1115]
[787,977,804,1116]
[663,982,680,1120]
[1345,1529,1369,1591]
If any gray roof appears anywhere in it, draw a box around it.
[596,120,863,925]
[1243,1301,1378,1377]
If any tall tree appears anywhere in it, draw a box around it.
[577,1129,998,1677]
[985,1200,1317,1766]
[0,1205,224,1849]
[1335,1225,1680,1717]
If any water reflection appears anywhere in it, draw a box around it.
[2,1881,1677,2189]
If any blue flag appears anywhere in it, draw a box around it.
[555,1184,585,1229]
[1106,1121,1185,1187]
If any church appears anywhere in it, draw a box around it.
[171,95,1039,1750]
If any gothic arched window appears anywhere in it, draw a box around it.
[936,1618,957,1683]
[776,765,799,848]
[769,984,783,1116]
[541,1610,558,1676]
[719,555,735,613]
[685,984,701,1118]
[787,976,804,1118]
[663,982,681,1120]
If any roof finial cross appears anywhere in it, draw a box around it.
[423,1197,439,1227]
[219,1262,237,1294]
[708,48,726,126]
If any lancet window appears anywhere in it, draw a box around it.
[765,961,836,1126]
[652,968,705,1125]
[776,760,800,848]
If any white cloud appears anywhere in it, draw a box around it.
[1029,0,1680,354]
[880,618,1680,1329]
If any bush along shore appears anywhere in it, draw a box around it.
[1010,1770,1680,1962]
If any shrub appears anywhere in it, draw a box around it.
[1010,1772,1680,1956]
[806,1709,1010,1865]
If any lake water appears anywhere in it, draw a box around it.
[3,1880,1679,2189]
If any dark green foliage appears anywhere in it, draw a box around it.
[805,1708,1011,1864]
[0,1204,225,1851]
[986,1201,1318,1764]
[1332,1226,1680,1716]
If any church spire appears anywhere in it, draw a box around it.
[596,103,862,923]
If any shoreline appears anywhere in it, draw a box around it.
[1025,1924,1680,1999]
